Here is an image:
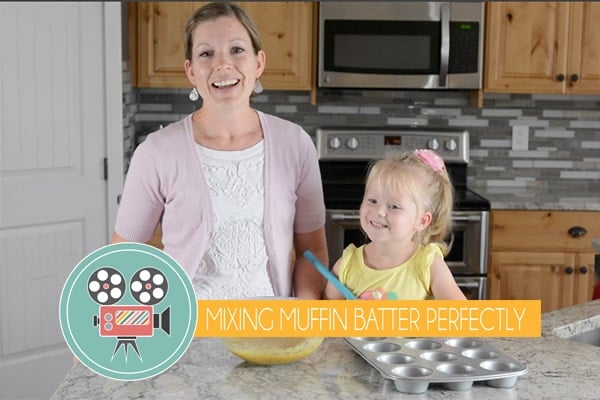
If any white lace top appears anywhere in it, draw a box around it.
[192,140,275,299]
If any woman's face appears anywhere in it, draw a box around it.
[184,15,265,109]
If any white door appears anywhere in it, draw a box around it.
[0,3,121,398]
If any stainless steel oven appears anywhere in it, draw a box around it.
[317,127,490,300]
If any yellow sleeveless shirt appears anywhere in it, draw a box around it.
[338,243,443,300]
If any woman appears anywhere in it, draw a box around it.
[112,2,328,299]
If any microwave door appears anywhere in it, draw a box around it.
[320,21,441,89]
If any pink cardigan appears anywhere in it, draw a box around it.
[114,111,326,297]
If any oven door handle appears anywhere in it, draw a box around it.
[452,215,482,222]
[331,214,482,222]
[330,213,361,221]
[457,281,480,288]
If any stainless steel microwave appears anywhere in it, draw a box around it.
[318,2,484,90]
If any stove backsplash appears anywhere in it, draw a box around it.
[123,73,599,194]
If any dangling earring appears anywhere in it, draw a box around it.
[253,79,263,94]
[188,87,199,101]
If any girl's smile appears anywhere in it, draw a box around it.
[367,218,389,230]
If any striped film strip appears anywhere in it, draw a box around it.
[116,310,150,326]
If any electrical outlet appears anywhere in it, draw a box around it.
[512,125,529,151]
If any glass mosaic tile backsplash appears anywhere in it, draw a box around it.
[122,64,600,195]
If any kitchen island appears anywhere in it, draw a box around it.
[52,300,600,400]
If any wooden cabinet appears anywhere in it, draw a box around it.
[485,2,600,94]
[131,2,315,91]
[488,210,599,312]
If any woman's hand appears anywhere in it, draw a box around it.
[293,228,328,299]
[322,259,345,300]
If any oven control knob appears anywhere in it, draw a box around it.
[328,136,342,150]
[427,138,440,150]
[346,137,359,150]
[445,139,458,152]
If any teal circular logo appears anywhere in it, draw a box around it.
[59,243,197,380]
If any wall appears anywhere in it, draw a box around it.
[122,62,137,173]
[126,85,600,195]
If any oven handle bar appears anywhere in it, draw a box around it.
[456,281,480,288]
[452,215,482,222]
[331,213,483,222]
[330,213,361,221]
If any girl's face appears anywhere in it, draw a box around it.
[184,15,265,109]
[359,178,431,245]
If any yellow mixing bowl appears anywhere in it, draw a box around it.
[223,336,324,365]
[222,296,324,365]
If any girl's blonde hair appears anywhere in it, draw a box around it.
[365,151,454,254]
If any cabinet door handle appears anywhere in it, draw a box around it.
[568,226,587,237]
[556,74,565,81]
[579,266,588,274]
[570,74,579,82]
[565,266,574,274]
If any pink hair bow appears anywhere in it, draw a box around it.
[414,149,446,173]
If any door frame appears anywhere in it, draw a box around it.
[106,2,124,238]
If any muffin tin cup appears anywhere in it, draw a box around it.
[345,337,527,394]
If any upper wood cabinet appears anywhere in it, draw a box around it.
[131,2,314,91]
[485,2,600,94]
[488,210,599,312]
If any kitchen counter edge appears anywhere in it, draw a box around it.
[470,186,600,211]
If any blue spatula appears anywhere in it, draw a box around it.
[304,250,356,300]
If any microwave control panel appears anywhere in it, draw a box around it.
[449,22,480,73]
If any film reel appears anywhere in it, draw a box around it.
[130,267,168,305]
[88,267,125,305]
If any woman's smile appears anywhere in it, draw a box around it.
[212,78,241,89]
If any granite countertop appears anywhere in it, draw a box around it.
[470,186,600,211]
[52,300,600,400]
[592,239,600,252]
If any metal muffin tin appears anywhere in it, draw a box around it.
[345,337,528,394]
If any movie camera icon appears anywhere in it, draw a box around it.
[88,267,170,361]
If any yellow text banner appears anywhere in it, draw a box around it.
[194,300,540,338]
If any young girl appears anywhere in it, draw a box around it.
[323,149,466,300]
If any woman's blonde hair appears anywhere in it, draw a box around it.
[365,151,454,254]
